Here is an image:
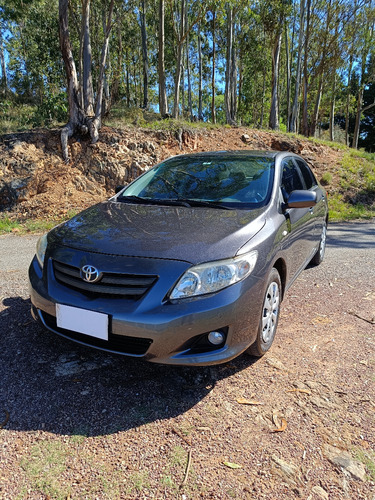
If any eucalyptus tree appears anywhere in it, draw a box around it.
[58,0,115,161]
[171,0,206,119]
[289,0,305,133]
[258,0,291,130]
[352,2,375,148]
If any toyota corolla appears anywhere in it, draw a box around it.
[29,151,328,365]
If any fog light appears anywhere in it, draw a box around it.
[208,331,225,346]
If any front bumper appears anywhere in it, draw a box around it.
[28,250,265,366]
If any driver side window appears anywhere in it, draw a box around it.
[281,158,303,200]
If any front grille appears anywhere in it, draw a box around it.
[52,260,157,298]
[41,312,152,355]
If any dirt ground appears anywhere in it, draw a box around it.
[0,221,374,499]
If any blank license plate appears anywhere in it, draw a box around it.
[56,304,109,341]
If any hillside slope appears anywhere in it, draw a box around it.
[0,125,367,222]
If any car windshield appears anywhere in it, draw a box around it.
[118,155,275,208]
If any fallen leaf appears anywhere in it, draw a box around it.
[286,388,311,395]
[272,418,287,433]
[196,426,213,434]
[223,461,242,469]
[237,397,263,405]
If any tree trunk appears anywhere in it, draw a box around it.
[186,20,193,120]
[0,29,8,93]
[231,41,237,122]
[310,75,324,137]
[140,0,149,109]
[58,0,114,162]
[172,0,186,119]
[211,10,216,124]
[329,73,336,141]
[352,86,364,149]
[111,24,123,106]
[158,0,168,117]
[198,22,203,120]
[290,0,305,133]
[285,26,291,132]
[82,0,94,116]
[269,30,282,130]
[302,0,311,136]
[225,7,236,125]
[345,53,354,146]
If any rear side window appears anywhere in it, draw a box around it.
[296,160,317,190]
[281,159,303,196]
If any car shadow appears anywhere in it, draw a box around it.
[0,296,258,437]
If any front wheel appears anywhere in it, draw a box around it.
[247,268,281,357]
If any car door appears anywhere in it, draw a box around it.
[280,157,317,283]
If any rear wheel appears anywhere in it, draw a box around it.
[310,222,327,266]
[248,268,281,357]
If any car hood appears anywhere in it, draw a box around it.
[49,201,266,264]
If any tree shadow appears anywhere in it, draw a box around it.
[0,296,257,437]
[327,221,375,250]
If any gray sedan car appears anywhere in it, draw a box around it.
[29,150,328,365]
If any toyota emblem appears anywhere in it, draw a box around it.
[80,265,101,283]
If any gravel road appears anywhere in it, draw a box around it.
[0,221,374,499]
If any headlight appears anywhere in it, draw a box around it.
[170,250,258,299]
[36,234,48,268]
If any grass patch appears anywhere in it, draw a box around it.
[0,211,77,235]
[328,193,375,221]
[320,172,333,186]
[21,440,72,500]
[354,448,375,480]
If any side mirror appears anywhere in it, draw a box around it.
[115,185,125,194]
[285,190,317,209]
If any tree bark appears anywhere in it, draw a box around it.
[290,0,305,133]
[211,10,216,124]
[140,0,149,109]
[285,26,291,132]
[225,7,236,125]
[345,53,354,146]
[186,11,193,120]
[197,22,203,121]
[172,0,186,119]
[158,0,169,117]
[82,0,94,116]
[0,29,8,93]
[310,75,324,137]
[302,0,311,136]
[58,0,114,162]
[269,30,282,130]
[329,73,336,141]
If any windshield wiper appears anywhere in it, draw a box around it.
[117,195,191,207]
[173,199,234,210]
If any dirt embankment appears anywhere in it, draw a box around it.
[0,126,342,221]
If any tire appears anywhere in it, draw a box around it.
[310,222,327,266]
[248,268,281,357]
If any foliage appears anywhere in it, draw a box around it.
[0,0,373,148]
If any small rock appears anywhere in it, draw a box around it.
[271,456,302,486]
[322,444,366,481]
[266,357,290,372]
[241,134,251,143]
[311,485,329,499]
